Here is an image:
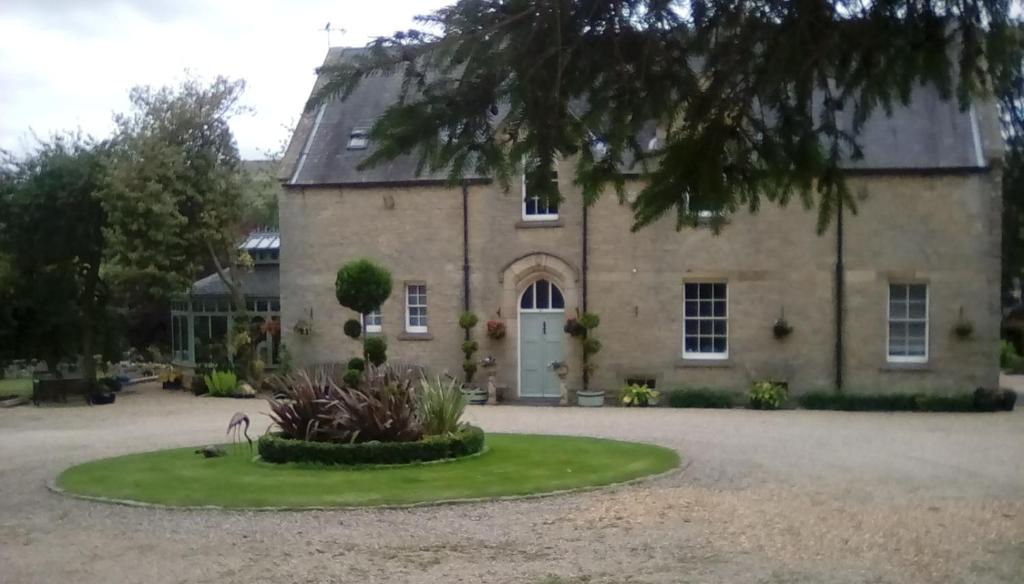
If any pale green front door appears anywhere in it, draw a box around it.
[519,312,564,398]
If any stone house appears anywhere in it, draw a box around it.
[277,47,1003,401]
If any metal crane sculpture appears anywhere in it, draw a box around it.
[227,412,252,454]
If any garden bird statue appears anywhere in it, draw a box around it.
[227,411,252,454]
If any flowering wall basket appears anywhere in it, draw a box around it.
[486,320,506,340]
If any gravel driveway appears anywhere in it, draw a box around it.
[0,383,1022,584]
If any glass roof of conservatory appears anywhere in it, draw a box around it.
[240,231,280,251]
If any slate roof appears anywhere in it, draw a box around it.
[189,265,280,298]
[280,47,996,187]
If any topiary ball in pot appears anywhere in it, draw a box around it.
[365,337,388,367]
[342,368,362,388]
[343,318,362,339]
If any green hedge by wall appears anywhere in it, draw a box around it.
[666,389,736,408]
[258,425,486,465]
[797,388,1016,412]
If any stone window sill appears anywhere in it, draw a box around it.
[879,362,930,372]
[675,358,734,369]
[515,219,564,229]
[398,332,434,341]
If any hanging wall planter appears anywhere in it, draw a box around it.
[486,320,506,340]
[772,307,793,339]
[953,306,974,339]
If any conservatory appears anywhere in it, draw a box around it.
[170,231,281,368]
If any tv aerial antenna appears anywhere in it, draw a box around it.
[321,22,345,48]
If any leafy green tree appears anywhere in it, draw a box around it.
[995,24,1024,305]
[0,134,115,380]
[102,77,257,377]
[309,0,1018,232]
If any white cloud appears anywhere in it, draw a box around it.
[0,0,450,159]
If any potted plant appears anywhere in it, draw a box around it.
[620,383,660,407]
[159,366,183,390]
[576,388,605,407]
[460,384,489,405]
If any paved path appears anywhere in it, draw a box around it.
[0,383,1022,584]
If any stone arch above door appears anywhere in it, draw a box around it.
[498,252,580,319]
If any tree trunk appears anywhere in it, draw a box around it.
[207,240,252,381]
[79,261,102,384]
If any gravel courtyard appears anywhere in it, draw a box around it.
[0,384,1022,584]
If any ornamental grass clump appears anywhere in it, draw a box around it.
[417,375,467,435]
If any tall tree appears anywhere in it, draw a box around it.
[309,0,1019,232]
[103,76,255,376]
[0,134,113,380]
[994,23,1024,305]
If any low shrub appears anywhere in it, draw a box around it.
[667,388,735,408]
[749,381,787,410]
[347,357,365,372]
[1000,340,1020,370]
[205,370,238,397]
[913,393,974,412]
[798,392,918,411]
[798,388,1017,412]
[620,383,659,407]
[258,424,485,465]
[973,387,1017,411]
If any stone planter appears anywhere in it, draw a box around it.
[461,387,489,405]
[576,390,605,407]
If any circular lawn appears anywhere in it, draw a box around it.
[56,433,680,508]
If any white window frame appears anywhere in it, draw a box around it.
[682,282,729,360]
[887,283,929,363]
[522,163,559,221]
[405,284,428,333]
[363,309,382,334]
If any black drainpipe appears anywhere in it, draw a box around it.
[835,196,845,392]
[582,201,589,311]
[462,181,471,341]
[581,198,590,390]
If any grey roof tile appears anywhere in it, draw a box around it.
[189,265,279,298]
[281,47,990,187]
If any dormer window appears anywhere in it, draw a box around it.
[347,128,369,150]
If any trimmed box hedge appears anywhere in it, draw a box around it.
[667,388,735,409]
[797,388,1016,412]
[258,425,486,465]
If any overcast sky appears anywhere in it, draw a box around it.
[0,0,450,159]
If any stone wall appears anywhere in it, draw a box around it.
[279,168,1001,397]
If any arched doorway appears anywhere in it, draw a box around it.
[518,278,566,398]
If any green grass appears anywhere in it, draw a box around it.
[57,433,680,508]
[0,378,32,398]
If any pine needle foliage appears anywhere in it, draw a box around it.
[308,0,1020,233]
